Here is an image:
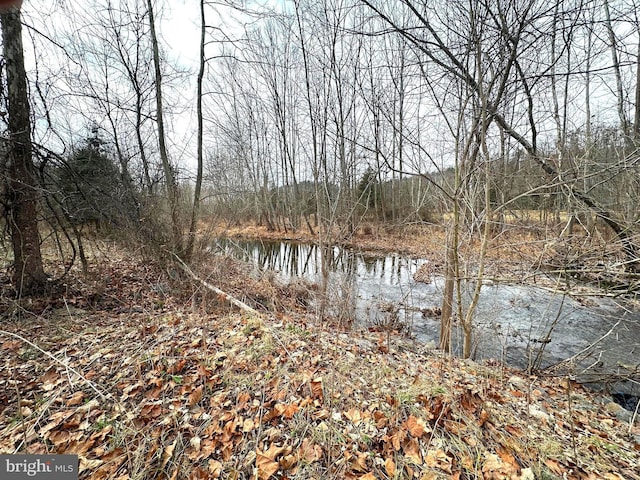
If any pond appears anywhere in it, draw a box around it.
[212,238,640,400]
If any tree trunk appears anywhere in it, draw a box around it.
[634,34,640,141]
[439,228,455,353]
[185,0,206,260]
[147,0,182,253]
[1,6,47,294]
[603,0,629,138]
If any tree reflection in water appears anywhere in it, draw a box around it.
[212,238,422,328]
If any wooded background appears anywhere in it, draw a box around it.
[2,0,639,305]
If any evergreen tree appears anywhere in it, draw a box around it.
[59,129,126,229]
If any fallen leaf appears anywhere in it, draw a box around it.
[373,410,388,428]
[261,444,289,461]
[345,408,363,424]
[161,439,177,468]
[189,466,209,479]
[168,359,187,374]
[420,472,438,480]
[544,459,565,476]
[190,436,201,452]
[243,418,255,432]
[279,453,298,470]
[256,452,279,480]
[310,379,324,402]
[406,415,428,438]
[390,429,405,451]
[140,403,162,419]
[276,402,299,419]
[79,456,104,473]
[496,446,520,473]
[208,459,222,478]
[1,340,21,351]
[460,390,482,414]
[403,437,422,464]
[40,369,59,390]
[67,391,86,406]
[384,457,396,476]
[425,449,452,473]
[298,438,323,463]
[188,386,204,406]
[482,452,519,479]
[478,408,489,427]
[353,451,369,471]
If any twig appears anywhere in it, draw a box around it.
[0,329,112,401]
[545,319,621,372]
[631,396,639,432]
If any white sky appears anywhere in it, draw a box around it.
[159,1,200,68]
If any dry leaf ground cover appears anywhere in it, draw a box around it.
[1,249,639,479]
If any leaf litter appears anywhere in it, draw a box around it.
[1,251,639,480]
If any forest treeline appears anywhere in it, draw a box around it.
[2,0,640,354]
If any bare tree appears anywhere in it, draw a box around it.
[146,0,182,253]
[362,0,640,271]
[1,4,47,293]
[108,0,157,194]
[603,0,630,139]
[185,0,207,260]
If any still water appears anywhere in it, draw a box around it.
[213,238,639,396]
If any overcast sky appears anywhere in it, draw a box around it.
[25,1,262,173]
[15,0,224,174]
[159,1,200,68]
[11,0,633,179]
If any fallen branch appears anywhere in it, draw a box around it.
[0,330,112,402]
[543,320,622,376]
[172,254,262,317]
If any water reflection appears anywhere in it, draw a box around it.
[213,238,419,286]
